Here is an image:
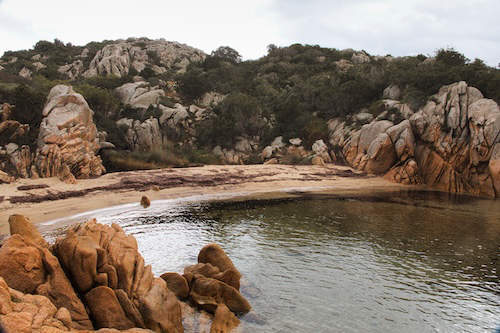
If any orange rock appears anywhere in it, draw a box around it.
[85,286,135,330]
[161,272,190,299]
[210,304,240,333]
[198,244,242,290]
[190,276,251,314]
[141,195,151,208]
[8,214,48,248]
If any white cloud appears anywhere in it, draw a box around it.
[0,0,498,65]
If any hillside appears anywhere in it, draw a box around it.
[0,38,498,197]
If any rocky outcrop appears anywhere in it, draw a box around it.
[115,81,165,109]
[8,214,48,248]
[117,117,165,152]
[19,67,32,79]
[0,276,80,333]
[58,60,84,80]
[0,215,250,332]
[0,235,93,329]
[83,38,205,78]
[409,81,499,196]
[0,275,152,333]
[53,219,183,332]
[210,304,240,333]
[160,273,189,299]
[329,81,500,197]
[35,85,105,183]
[0,143,34,179]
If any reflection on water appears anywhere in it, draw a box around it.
[46,190,500,332]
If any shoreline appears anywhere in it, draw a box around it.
[0,164,414,235]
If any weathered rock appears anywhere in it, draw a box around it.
[179,301,213,333]
[311,156,325,166]
[161,273,189,299]
[0,120,29,144]
[8,214,48,248]
[312,139,332,163]
[116,81,165,109]
[53,219,183,332]
[35,85,105,181]
[263,157,278,165]
[0,169,13,183]
[85,286,135,330]
[84,38,205,78]
[198,244,235,272]
[260,146,274,160]
[198,92,225,108]
[351,51,370,64]
[115,289,146,328]
[489,143,500,196]
[212,146,244,165]
[19,67,32,79]
[410,81,499,196]
[335,59,353,72]
[141,195,151,208]
[58,60,84,80]
[1,103,12,122]
[383,84,401,100]
[190,277,251,314]
[0,234,93,329]
[117,117,164,152]
[139,277,184,333]
[32,61,46,72]
[2,143,33,178]
[210,304,240,333]
[0,235,45,294]
[331,81,499,197]
[0,277,76,333]
[159,103,190,134]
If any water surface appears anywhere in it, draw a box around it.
[46,190,500,333]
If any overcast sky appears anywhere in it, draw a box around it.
[0,0,498,66]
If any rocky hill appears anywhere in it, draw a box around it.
[0,38,498,197]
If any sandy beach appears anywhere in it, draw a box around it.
[0,164,412,235]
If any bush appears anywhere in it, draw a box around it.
[196,93,270,148]
[177,66,211,102]
[74,84,121,124]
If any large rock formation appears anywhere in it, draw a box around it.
[83,38,205,78]
[329,81,500,197]
[35,85,106,183]
[0,235,93,329]
[116,117,165,152]
[115,81,165,110]
[0,215,249,332]
[0,103,35,179]
[53,219,184,332]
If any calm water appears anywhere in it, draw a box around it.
[45,190,500,332]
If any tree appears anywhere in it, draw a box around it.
[210,46,242,64]
[435,48,469,67]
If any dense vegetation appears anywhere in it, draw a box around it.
[179,45,499,148]
[1,39,499,164]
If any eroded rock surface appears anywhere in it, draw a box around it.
[329,81,500,197]
[84,38,205,78]
[0,215,249,332]
[0,234,93,329]
[53,219,183,332]
[35,85,105,183]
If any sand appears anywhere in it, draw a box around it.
[0,164,413,236]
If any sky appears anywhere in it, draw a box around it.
[0,0,498,66]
